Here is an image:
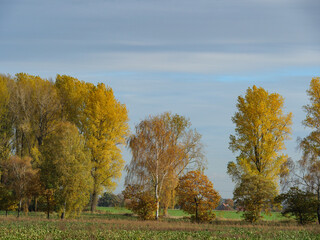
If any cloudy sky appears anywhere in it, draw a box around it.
[1,0,319,198]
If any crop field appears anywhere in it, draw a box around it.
[1,208,319,240]
[0,215,319,240]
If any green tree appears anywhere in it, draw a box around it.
[98,192,123,207]
[0,185,17,216]
[233,174,278,222]
[276,187,317,225]
[40,122,92,219]
[176,170,220,223]
[228,85,292,222]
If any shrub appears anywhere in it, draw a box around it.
[123,185,157,220]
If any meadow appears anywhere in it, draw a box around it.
[96,207,285,221]
[1,208,319,240]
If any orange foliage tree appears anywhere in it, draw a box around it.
[176,171,220,223]
[126,112,205,220]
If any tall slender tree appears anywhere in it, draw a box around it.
[83,83,129,212]
[228,85,292,222]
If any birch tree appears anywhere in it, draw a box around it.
[126,112,205,219]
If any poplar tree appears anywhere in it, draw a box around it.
[228,85,292,222]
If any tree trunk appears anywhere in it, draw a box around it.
[61,201,66,220]
[155,183,159,220]
[91,188,98,212]
[47,195,50,219]
[317,190,320,224]
[163,205,169,217]
[35,197,38,212]
[5,210,8,217]
[195,198,198,223]
[17,199,22,218]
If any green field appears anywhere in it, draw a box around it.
[0,208,317,239]
[96,207,285,221]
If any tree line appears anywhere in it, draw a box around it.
[1,73,320,225]
[0,73,129,218]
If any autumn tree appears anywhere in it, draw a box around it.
[176,170,220,223]
[126,112,205,219]
[39,122,92,219]
[55,76,129,212]
[83,83,129,212]
[228,85,292,222]
[55,74,91,130]
[8,73,61,158]
[1,156,37,217]
[0,75,13,163]
[123,184,157,220]
[0,72,129,217]
[281,77,320,224]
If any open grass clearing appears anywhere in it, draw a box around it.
[96,207,286,221]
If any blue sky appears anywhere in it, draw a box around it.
[1,0,320,198]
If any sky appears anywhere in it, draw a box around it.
[0,0,320,198]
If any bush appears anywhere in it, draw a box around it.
[123,185,157,220]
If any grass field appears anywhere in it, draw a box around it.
[96,207,286,221]
[0,208,317,239]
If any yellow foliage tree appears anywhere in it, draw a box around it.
[55,74,92,130]
[55,76,129,212]
[0,75,13,162]
[176,170,220,223]
[8,73,61,157]
[83,83,129,212]
[228,85,292,222]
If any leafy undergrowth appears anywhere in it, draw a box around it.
[0,216,319,240]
